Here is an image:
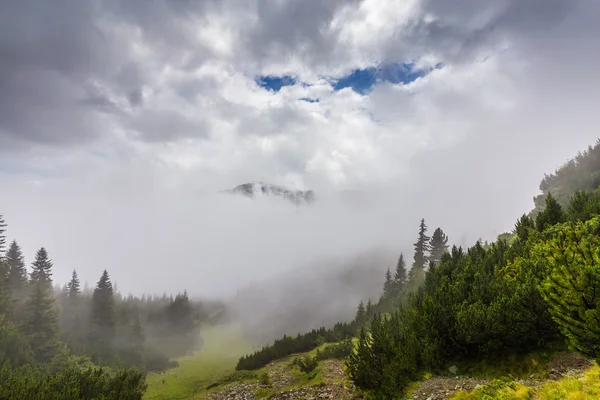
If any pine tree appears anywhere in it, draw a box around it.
[66,270,81,298]
[535,193,566,231]
[90,270,116,363]
[383,268,393,298]
[366,299,373,316]
[22,256,59,362]
[392,253,407,296]
[0,214,6,258]
[409,219,430,286]
[62,270,82,349]
[429,228,449,265]
[537,217,600,359]
[6,240,27,294]
[355,301,366,325]
[30,247,53,285]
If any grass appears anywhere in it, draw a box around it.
[451,380,533,400]
[457,351,556,380]
[451,363,600,400]
[143,324,252,400]
[537,364,600,399]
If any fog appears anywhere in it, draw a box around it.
[1,0,600,329]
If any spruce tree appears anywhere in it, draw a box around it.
[429,228,449,265]
[383,268,393,298]
[409,218,430,286]
[392,253,407,296]
[355,301,366,325]
[62,270,82,348]
[66,270,81,298]
[90,270,116,363]
[6,240,28,295]
[30,247,53,285]
[22,249,59,361]
[535,193,566,231]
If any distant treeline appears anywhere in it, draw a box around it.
[236,322,355,370]
[0,215,217,398]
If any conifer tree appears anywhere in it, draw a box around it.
[67,270,81,298]
[355,301,366,325]
[392,253,407,296]
[383,268,393,298]
[22,250,59,362]
[90,270,116,363]
[537,217,600,359]
[62,270,82,348]
[429,228,449,265]
[535,193,566,231]
[6,240,27,294]
[409,218,430,286]
[30,247,53,285]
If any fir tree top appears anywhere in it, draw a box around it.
[412,218,430,271]
[30,247,53,285]
[6,240,28,291]
[67,270,81,298]
[429,227,449,265]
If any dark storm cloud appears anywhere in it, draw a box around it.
[0,0,217,148]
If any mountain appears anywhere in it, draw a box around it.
[222,182,315,205]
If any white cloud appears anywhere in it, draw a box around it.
[1,0,599,296]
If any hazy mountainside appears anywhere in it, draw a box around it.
[225,248,399,344]
[533,138,600,214]
[223,182,316,205]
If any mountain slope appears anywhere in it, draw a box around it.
[223,182,315,205]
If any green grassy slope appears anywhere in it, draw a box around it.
[144,324,252,400]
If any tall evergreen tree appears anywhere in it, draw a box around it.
[429,228,449,265]
[66,270,81,298]
[90,270,116,363]
[355,301,366,326]
[30,248,53,285]
[392,253,407,296]
[22,253,59,362]
[6,240,28,294]
[62,270,83,349]
[383,268,393,298]
[409,218,430,285]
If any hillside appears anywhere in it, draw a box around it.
[142,138,600,400]
[533,139,600,214]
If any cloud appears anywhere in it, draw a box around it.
[0,0,599,297]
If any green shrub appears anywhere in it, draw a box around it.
[316,338,353,361]
[296,355,318,374]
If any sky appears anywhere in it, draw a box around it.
[1,0,599,297]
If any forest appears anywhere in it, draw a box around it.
[0,219,212,399]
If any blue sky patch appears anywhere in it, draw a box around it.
[333,62,443,94]
[299,97,319,103]
[256,75,297,92]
